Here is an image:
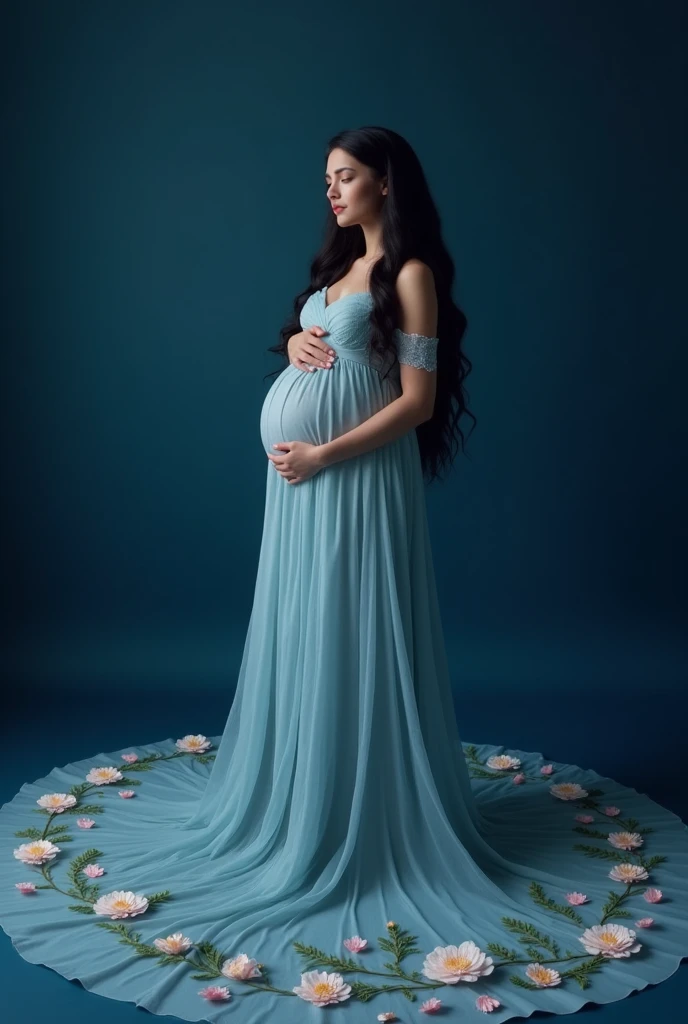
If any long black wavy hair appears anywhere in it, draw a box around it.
[266,126,476,484]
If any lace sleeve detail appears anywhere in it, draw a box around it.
[393,328,439,371]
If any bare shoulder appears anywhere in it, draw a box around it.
[394,259,438,337]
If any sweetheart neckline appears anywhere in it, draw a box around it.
[321,285,373,311]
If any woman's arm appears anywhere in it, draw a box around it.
[316,260,439,470]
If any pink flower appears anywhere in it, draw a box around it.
[121,753,138,763]
[420,997,443,1014]
[343,935,368,952]
[377,1014,397,1022]
[575,814,594,823]
[513,773,526,785]
[476,994,501,1012]
[603,806,621,816]
[76,817,96,829]
[540,764,553,775]
[83,864,105,878]
[198,985,231,1002]
[118,790,136,799]
[643,888,663,903]
[635,917,654,928]
[15,882,37,894]
[565,892,588,905]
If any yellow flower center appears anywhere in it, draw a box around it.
[28,844,43,854]
[599,931,620,947]
[112,899,132,910]
[445,956,473,972]
[530,966,553,982]
[313,982,334,997]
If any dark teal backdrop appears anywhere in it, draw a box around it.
[3,0,686,698]
[1,1,687,1019]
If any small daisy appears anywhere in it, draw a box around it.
[118,790,136,799]
[377,1014,397,1022]
[550,782,588,801]
[644,888,663,903]
[343,935,367,952]
[175,734,212,753]
[540,764,553,775]
[93,890,149,919]
[83,864,105,878]
[603,806,621,816]
[76,817,96,828]
[198,985,231,1001]
[609,863,649,884]
[13,840,61,865]
[221,953,262,980]
[635,918,654,928]
[608,831,643,851]
[86,766,123,786]
[420,997,443,1013]
[36,793,77,814]
[565,892,588,905]
[579,923,642,958]
[121,753,139,763]
[293,970,352,1005]
[525,964,561,987]
[476,994,501,1012]
[15,882,37,894]
[486,754,521,770]
[153,932,193,955]
[512,773,525,785]
[422,941,494,983]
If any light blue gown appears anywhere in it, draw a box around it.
[1,285,687,1022]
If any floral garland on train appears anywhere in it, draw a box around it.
[10,737,666,1017]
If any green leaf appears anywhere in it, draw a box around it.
[509,974,540,990]
[146,890,172,906]
[572,844,626,862]
[14,827,43,839]
[68,904,95,914]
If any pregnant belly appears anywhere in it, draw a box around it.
[259,362,397,455]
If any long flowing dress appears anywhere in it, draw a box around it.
[1,285,687,1022]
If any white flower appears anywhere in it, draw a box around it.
[175,734,212,753]
[221,953,262,980]
[293,970,352,1005]
[377,1014,397,1022]
[153,932,193,955]
[550,782,589,800]
[13,840,61,865]
[422,941,494,983]
[36,793,77,814]
[83,863,105,878]
[486,754,521,770]
[525,964,561,987]
[579,923,642,958]
[607,831,643,850]
[86,766,123,785]
[609,863,649,884]
[93,890,149,919]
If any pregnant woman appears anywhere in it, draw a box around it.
[1,126,687,1023]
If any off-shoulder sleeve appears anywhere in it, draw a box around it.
[392,328,439,371]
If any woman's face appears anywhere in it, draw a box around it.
[325,148,386,226]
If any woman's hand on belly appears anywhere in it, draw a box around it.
[266,440,326,485]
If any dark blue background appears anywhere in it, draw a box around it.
[2,1,686,1018]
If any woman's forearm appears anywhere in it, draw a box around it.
[317,394,429,469]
